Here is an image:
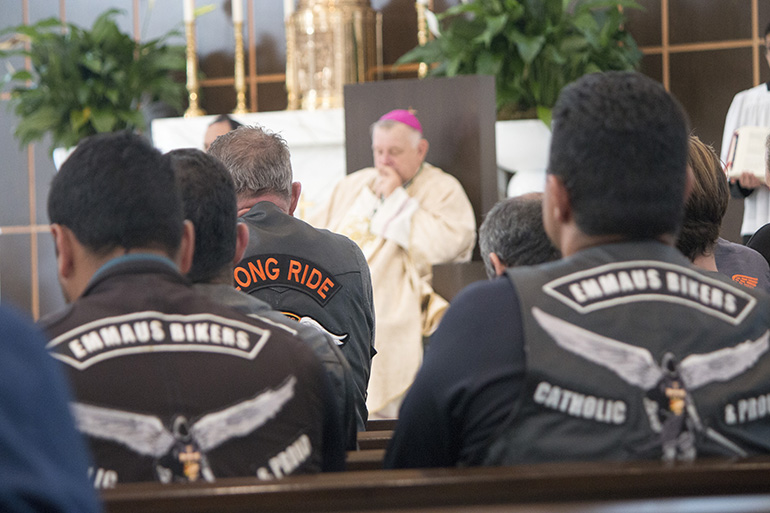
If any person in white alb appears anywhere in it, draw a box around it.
[311,109,476,418]
[721,21,770,243]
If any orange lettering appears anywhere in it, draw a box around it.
[300,264,309,284]
[234,267,251,289]
[266,257,280,280]
[249,260,266,282]
[306,268,322,289]
[288,260,302,282]
[318,278,334,299]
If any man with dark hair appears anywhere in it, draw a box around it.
[479,193,560,279]
[208,125,374,432]
[677,136,770,292]
[166,148,359,449]
[677,136,731,266]
[386,72,770,469]
[721,21,770,243]
[0,305,101,512]
[204,114,243,151]
[41,131,344,487]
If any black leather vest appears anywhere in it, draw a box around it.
[235,201,375,431]
[485,241,770,464]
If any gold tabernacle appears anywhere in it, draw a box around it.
[285,0,379,110]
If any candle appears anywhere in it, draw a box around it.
[284,0,294,21]
[232,0,243,23]
[183,0,194,23]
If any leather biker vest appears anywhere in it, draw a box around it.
[485,241,770,464]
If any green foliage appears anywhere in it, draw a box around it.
[397,0,643,122]
[0,9,186,150]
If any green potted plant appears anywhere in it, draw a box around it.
[398,0,643,124]
[0,9,186,156]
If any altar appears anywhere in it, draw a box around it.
[152,109,347,220]
[151,109,551,221]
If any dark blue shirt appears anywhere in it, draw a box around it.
[0,306,101,512]
[384,277,525,468]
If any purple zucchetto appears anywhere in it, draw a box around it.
[378,109,422,134]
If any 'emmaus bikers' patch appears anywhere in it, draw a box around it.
[47,312,271,370]
[234,254,341,306]
[542,260,755,325]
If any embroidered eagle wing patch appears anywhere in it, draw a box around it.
[71,376,296,455]
[532,307,663,390]
[532,307,769,391]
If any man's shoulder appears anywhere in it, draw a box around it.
[730,83,770,105]
[716,238,768,267]
[415,163,471,199]
[193,282,272,315]
[243,211,367,270]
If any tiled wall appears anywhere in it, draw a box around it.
[1,0,766,317]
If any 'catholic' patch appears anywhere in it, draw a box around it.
[233,254,341,306]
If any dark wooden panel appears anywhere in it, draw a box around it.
[343,74,497,254]
[257,81,290,113]
[366,419,398,431]
[0,234,31,312]
[432,261,487,302]
[638,53,663,87]
[669,0,752,45]
[358,430,394,450]
[760,5,770,39]
[625,0,662,47]
[37,233,66,318]
[346,449,385,471]
[669,48,754,153]
[200,84,237,116]
[723,198,745,244]
[376,0,419,65]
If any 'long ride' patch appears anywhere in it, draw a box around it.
[233,254,341,306]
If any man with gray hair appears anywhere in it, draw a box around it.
[208,125,375,432]
[479,193,561,279]
[165,148,359,449]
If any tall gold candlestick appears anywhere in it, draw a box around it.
[233,21,248,114]
[285,12,298,110]
[416,1,429,78]
[184,20,206,117]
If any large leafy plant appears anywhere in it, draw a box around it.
[398,0,642,123]
[0,9,186,150]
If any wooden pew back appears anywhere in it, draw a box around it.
[102,458,770,513]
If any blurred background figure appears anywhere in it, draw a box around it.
[204,114,242,151]
[677,135,770,293]
[479,193,561,279]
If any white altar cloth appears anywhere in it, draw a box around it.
[152,109,347,220]
[152,111,554,219]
